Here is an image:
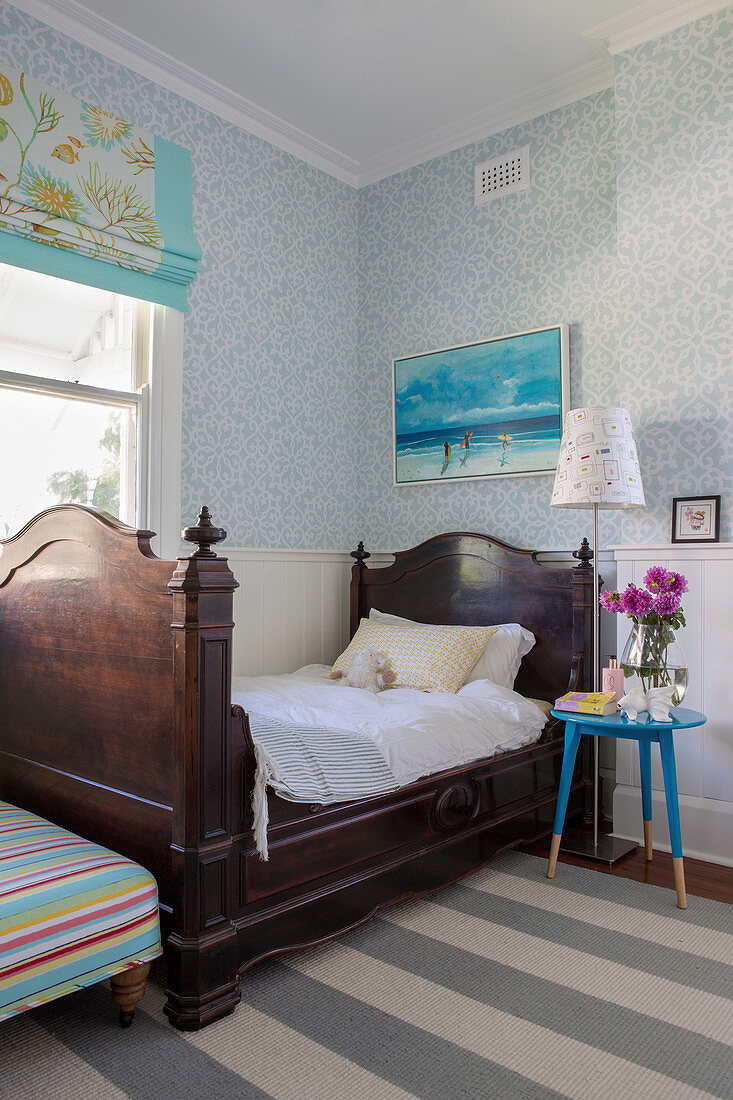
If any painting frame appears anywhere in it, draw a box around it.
[392,323,569,487]
[671,495,721,543]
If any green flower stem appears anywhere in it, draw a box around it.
[628,618,674,695]
[0,117,22,151]
[19,73,37,125]
[1,125,39,195]
[0,118,31,197]
[1,115,44,197]
[2,77,61,197]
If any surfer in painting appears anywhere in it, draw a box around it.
[459,430,473,450]
[497,430,513,468]
[444,441,451,461]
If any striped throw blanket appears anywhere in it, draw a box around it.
[0,801,162,1021]
[248,713,400,861]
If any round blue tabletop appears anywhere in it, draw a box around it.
[550,706,706,732]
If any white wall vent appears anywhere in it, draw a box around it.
[474,146,530,204]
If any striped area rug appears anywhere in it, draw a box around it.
[1,852,731,1099]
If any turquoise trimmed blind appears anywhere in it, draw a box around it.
[0,67,201,310]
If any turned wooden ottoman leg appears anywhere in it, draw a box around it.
[110,962,151,1027]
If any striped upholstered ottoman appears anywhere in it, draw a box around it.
[0,800,162,1026]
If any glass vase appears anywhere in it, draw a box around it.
[620,621,688,707]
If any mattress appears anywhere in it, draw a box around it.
[233,664,547,785]
[233,664,549,859]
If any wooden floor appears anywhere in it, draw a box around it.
[521,835,733,905]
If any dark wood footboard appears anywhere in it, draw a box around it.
[0,507,592,1030]
[0,505,243,1029]
[231,707,584,972]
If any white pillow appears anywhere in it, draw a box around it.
[369,608,535,690]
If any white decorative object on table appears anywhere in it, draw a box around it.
[619,686,676,723]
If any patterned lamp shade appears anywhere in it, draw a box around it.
[551,406,645,509]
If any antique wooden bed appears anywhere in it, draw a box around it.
[0,505,593,1030]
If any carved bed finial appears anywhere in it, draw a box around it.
[181,506,227,558]
[572,537,593,571]
[350,541,370,567]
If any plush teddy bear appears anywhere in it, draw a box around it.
[329,648,395,693]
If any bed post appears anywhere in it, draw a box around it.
[164,507,241,1031]
[349,541,371,637]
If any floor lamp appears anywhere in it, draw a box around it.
[550,406,645,864]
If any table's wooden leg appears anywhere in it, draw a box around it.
[638,739,653,861]
[547,721,582,879]
[672,857,687,910]
[659,730,686,908]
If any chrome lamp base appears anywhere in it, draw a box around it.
[560,829,638,865]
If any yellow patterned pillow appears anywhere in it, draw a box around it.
[332,620,500,693]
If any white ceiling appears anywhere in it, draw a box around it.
[60,0,634,160]
[13,0,722,184]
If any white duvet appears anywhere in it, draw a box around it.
[231,664,547,789]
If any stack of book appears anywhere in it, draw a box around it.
[554,690,618,716]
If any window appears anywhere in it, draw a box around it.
[0,263,183,556]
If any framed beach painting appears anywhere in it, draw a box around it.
[393,323,569,485]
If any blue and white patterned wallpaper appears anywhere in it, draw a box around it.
[355,91,620,551]
[615,7,732,545]
[0,1,360,549]
[1,2,728,551]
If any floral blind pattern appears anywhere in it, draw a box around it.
[0,67,200,309]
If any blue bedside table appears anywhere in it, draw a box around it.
[547,706,706,908]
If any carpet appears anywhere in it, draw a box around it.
[1,852,731,1100]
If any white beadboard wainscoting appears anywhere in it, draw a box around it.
[226,547,394,678]
[613,544,733,867]
[225,544,615,677]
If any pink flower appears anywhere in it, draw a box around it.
[600,590,623,613]
[643,565,669,591]
[665,570,688,596]
[621,584,654,617]
[653,592,681,616]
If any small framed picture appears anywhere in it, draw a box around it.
[671,495,721,543]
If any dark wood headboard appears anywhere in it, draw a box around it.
[350,532,592,703]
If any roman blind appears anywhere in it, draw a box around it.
[0,66,201,310]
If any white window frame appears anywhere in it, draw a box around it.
[0,298,183,560]
[0,366,146,530]
[142,303,183,560]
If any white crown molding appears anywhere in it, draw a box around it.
[8,0,361,186]
[582,0,730,57]
[15,0,720,190]
[355,60,612,188]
